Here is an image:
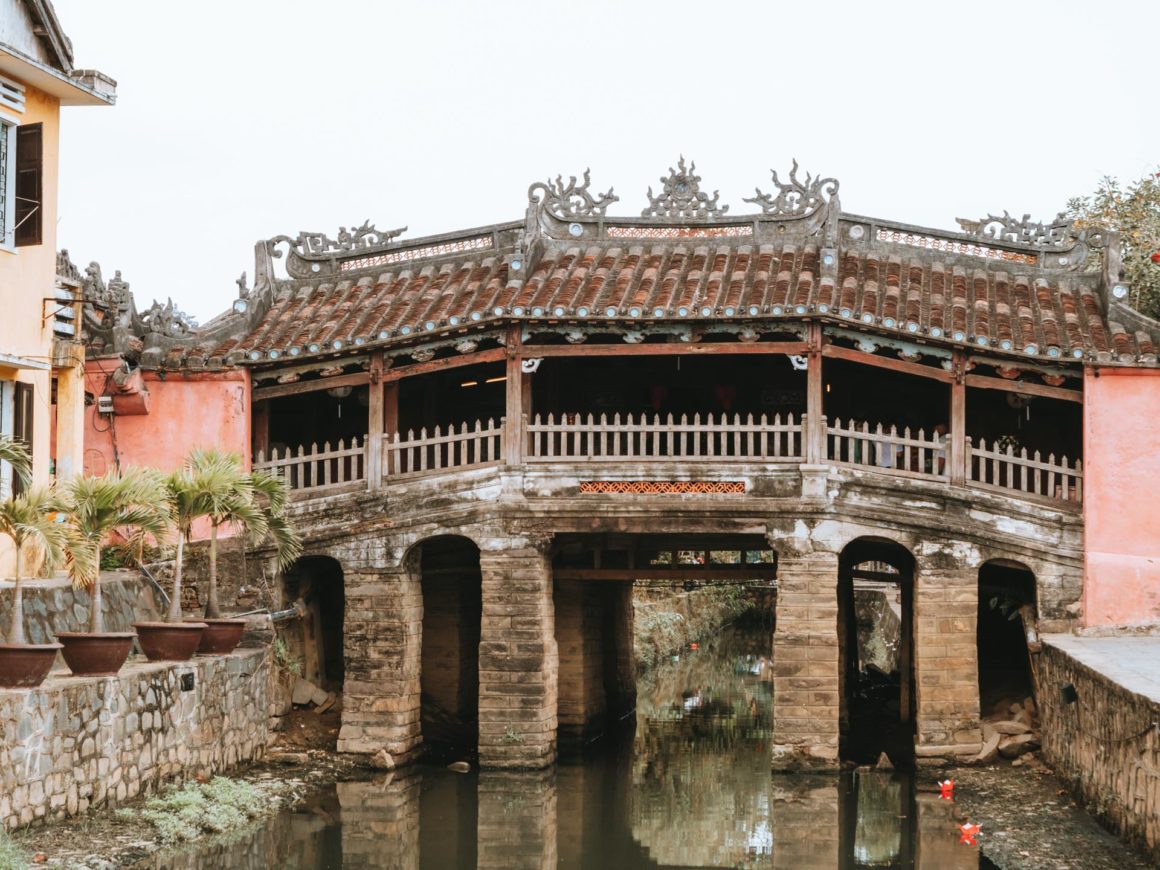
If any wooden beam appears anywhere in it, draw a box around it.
[521,341,809,359]
[949,350,967,485]
[252,371,368,402]
[552,568,779,582]
[806,322,824,463]
[380,347,506,383]
[822,344,954,383]
[964,373,1082,403]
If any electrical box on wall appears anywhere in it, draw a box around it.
[96,395,115,415]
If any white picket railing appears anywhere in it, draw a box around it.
[967,438,1083,504]
[252,415,1082,508]
[526,412,804,462]
[385,418,503,477]
[254,437,367,493]
[826,418,948,480]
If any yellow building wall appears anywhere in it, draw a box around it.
[0,81,62,578]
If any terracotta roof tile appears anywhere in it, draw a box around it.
[221,235,1154,364]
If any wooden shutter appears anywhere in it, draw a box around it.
[14,122,42,247]
[12,381,33,494]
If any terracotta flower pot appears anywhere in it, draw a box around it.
[55,632,136,676]
[133,622,207,662]
[0,642,62,688]
[192,618,247,655]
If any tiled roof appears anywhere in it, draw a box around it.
[216,236,1156,365]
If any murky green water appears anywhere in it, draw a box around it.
[155,624,992,868]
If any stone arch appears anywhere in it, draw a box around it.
[282,554,346,692]
[976,557,1037,717]
[837,536,917,765]
[412,534,483,758]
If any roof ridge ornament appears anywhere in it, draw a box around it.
[744,159,839,218]
[642,156,727,220]
[272,220,408,258]
[956,211,1084,248]
[528,169,618,219]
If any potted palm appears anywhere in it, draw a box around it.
[0,486,68,687]
[57,468,171,675]
[133,457,213,661]
[197,452,301,655]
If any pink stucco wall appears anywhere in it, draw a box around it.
[83,361,251,541]
[1083,367,1160,626]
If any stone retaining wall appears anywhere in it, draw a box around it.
[1037,640,1160,864]
[0,648,269,830]
[0,571,159,646]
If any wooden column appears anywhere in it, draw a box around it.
[505,326,524,465]
[367,352,385,490]
[949,350,967,485]
[382,381,399,478]
[806,322,825,464]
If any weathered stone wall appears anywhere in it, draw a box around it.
[0,648,269,830]
[0,571,159,646]
[1036,640,1160,864]
[267,457,1082,771]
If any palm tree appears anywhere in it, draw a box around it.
[62,468,171,633]
[189,451,301,619]
[0,435,31,496]
[233,468,302,610]
[0,487,67,644]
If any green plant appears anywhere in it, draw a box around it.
[0,485,68,644]
[272,635,302,676]
[1066,168,1160,319]
[0,435,31,494]
[184,450,301,619]
[0,827,30,866]
[125,777,267,844]
[61,467,172,633]
[503,726,525,744]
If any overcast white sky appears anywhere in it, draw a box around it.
[52,0,1160,324]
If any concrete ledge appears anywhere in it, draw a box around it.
[0,647,269,830]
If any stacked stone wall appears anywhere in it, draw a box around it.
[0,572,159,647]
[1037,641,1160,864]
[0,648,269,830]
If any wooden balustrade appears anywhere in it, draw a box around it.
[526,412,804,461]
[253,415,1082,508]
[826,418,949,480]
[253,437,366,493]
[384,418,503,477]
[967,438,1083,504]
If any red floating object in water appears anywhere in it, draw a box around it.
[959,822,982,845]
[939,779,955,800]
[689,642,699,650]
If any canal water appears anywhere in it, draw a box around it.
[155,621,993,869]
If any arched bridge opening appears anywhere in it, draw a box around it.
[551,533,777,753]
[838,537,916,767]
[417,535,482,760]
[282,555,346,692]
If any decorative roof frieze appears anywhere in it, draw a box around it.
[528,169,618,219]
[271,221,408,258]
[744,160,839,219]
[641,157,727,220]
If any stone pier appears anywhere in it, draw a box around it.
[337,564,423,762]
[478,539,559,768]
[771,553,841,770]
[913,550,983,761]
